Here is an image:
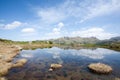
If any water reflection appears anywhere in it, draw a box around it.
[53,52,63,64]
[69,48,119,59]
[44,47,119,59]
[20,50,34,58]
[6,47,120,80]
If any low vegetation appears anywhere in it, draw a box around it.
[0,36,120,51]
[0,39,55,49]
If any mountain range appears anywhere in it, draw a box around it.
[0,36,120,50]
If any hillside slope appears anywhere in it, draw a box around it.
[50,37,99,45]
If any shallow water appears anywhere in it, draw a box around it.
[6,47,120,80]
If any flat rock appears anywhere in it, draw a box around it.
[50,63,62,69]
[13,59,27,67]
[88,63,112,74]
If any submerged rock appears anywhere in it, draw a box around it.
[115,77,120,80]
[0,77,7,80]
[13,59,27,67]
[88,63,112,74]
[50,63,62,69]
[48,68,53,71]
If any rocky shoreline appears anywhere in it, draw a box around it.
[0,44,27,79]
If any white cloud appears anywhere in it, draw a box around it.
[53,22,64,34]
[80,0,120,23]
[45,22,64,39]
[21,28,35,33]
[29,0,120,40]
[37,9,65,24]
[71,27,117,40]
[58,22,64,28]
[21,28,39,41]
[35,0,120,24]
[4,21,22,29]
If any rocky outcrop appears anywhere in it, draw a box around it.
[0,63,13,76]
[0,44,26,78]
[0,77,7,80]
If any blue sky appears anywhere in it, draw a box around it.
[0,0,120,41]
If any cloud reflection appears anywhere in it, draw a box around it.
[53,52,63,64]
[68,48,118,59]
[20,50,33,58]
[44,48,63,64]
[42,47,119,60]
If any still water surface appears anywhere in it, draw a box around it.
[6,47,120,80]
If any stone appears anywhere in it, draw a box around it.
[13,59,27,67]
[50,63,62,69]
[0,77,7,80]
[88,63,112,74]
[48,68,53,71]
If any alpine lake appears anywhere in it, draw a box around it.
[6,47,120,80]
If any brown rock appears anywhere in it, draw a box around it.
[13,59,27,67]
[88,63,112,74]
[50,63,62,69]
[48,68,53,71]
[0,77,7,80]
[115,77,120,80]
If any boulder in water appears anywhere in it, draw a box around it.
[88,63,112,74]
[50,63,62,69]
